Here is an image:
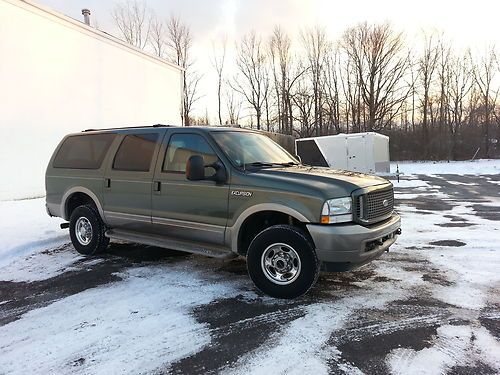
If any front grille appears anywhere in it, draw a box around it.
[355,187,394,224]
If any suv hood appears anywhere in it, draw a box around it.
[252,165,390,192]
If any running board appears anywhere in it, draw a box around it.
[105,229,237,259]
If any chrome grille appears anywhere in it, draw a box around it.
[355,187,394,224]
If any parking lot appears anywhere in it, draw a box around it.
[0,173,499,374]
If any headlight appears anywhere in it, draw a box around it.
[320,197,353,224]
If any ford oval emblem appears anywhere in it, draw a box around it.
[382,199,389,207]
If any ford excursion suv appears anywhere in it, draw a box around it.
[46,125,401,298]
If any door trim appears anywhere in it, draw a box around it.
[152,216,225,234]
[104,210,152,223]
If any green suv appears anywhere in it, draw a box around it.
[46,125,401,298]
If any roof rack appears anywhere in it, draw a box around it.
[82,124,174,132]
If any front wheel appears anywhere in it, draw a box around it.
[246,225,319,299]
[69,204,109,255]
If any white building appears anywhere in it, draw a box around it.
[0,0,183,199]
[296,132,391,174]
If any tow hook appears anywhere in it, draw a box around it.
[395,228,402,235]
[60,222,69,229]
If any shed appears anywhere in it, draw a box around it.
[295,132,390,174]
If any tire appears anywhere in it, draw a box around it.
[246,224,319,299]
[69,204,109,256]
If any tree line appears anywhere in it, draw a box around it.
[112,1,500,160]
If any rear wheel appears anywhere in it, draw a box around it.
[246,224,319,299]
[69,204,109,255]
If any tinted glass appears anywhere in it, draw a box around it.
[163,134,218,173]
[53,133,115,169]
[113,133,159,172]
[212,131,297,167]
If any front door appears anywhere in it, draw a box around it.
[103,131,164,231]
[151,132,230,244]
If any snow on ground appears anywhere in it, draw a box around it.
[392,159,500,175]
[387,325,500,375]
[0,266,244,375]
[0,198,67,272]
[0,162,499,374]
[223,283,409,375]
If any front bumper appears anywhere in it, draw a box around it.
[307,212,401,271]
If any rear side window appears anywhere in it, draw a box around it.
[113,133,159,172]
[53,134,116,169]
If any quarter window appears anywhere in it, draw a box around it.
[53,133,116,169]
[163,134,218,173]
[113,133,159,172]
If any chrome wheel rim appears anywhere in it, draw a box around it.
[261,243,301,285]
[75,217,93,246]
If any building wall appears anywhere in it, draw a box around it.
[0,0,183,199]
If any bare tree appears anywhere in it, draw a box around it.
[165,16,201,126]
[341,57,364,132]
[448,52,473,159]
[269,27,307,135]
[435,41,452,158]
[112,0,151,49]
[323,47,341,134]
[301,27,329,136]
[225,89,242,125]
[341,23,411,131]
[149,15,165,58]
[418,34,439,156]
[231,31,270,130]
[472,47,498,158]
[269,27,291,134]
[291,78,315,137]
[210,37,227,125]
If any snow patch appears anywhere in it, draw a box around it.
[224,283,407,375]
[387,325,500,374]
[0,198,67,269]
[0,265,243,375]
[392,159,500,175]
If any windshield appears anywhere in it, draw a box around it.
[211,131,298,168]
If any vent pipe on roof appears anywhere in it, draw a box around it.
[82,9,91,26]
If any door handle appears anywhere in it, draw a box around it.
[153,181,161,192]
[105,178,111,188]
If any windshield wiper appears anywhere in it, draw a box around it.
[244,161,298,169]
[277,161,299,166]
[245,161,275,168]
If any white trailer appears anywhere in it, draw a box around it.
[0,0,183,199]
[295,132,390,174]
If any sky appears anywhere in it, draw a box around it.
[35,0,500,121]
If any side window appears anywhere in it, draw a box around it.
[53,133,116,169]
[163,134,218,174]
[113,133,159,172]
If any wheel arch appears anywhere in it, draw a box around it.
[228,204,311,255]
[62,187,105,221]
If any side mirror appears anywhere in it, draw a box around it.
[207,161,228,184]
[186,155,205,181]
[186,155,228,183]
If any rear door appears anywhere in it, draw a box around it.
[151,131,230,245]
[346,135,366,172]
[102,130,165,231]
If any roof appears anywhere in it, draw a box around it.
[7,0,183,72]
[81,125,254,133]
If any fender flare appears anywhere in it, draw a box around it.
[61,187,105,221]
[227,203,310,253]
